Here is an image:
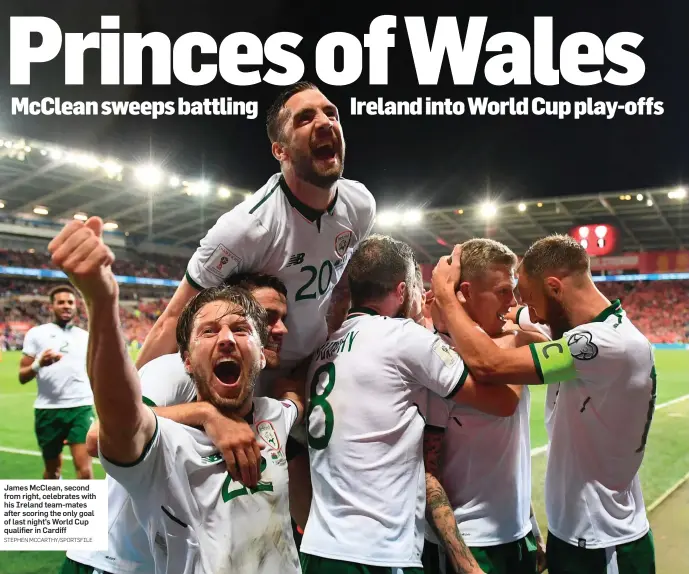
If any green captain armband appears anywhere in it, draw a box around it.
[528,338,578,384]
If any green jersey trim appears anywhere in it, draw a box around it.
[346,306,379,319]
[446,365,470,399]
[591,299,623,323]
[278,176,338,227]
[248,180,280,214]
[185,269,204,291]
[100,408,159,468]
[142,396,157,407]
[515,306,526,325]
[529,338,578,385]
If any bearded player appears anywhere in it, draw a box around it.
[49,217,304,574]
[431,236,656,574]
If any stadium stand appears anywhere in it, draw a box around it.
[0,132,687,349]
[1,248,688,350]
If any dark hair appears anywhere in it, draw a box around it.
[347,234,416,307]
[266,81,320,143]
[176,286,268,357]
[49,284,77,302]
[521,234,590,278]
[223,272,287,298]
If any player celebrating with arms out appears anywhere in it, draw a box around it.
[430,235,656,574]
[49,217,304,574]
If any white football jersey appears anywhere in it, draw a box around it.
[515,306,552,339]
[301,309,469,568]
[21,323,93,409]
[186,173,376,366]
[529,300,654,548]
[67,357,199,573]
[419,387,532,546]
[99,397,301,574]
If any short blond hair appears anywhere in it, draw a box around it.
[520,234,590,278]
[460,238,518,282]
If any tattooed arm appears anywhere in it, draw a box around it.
[424,427,484,574]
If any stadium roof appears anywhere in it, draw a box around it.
[0,132,687,262]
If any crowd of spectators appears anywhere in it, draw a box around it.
[0,248,187,280]
[1,244,688,349]
[600,281,689,344]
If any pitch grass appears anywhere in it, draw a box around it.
[0,349,687,574]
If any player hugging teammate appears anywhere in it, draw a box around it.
[45,80,655,574]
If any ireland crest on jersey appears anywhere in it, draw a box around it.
[257,421,280,450]
[335,230,353,258]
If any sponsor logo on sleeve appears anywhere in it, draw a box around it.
[567,331,599,360]
[204,243,241,279]
[432,338,460,368]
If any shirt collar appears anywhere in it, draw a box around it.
[346,307,379,320]
[591,299,623,323]
[279,176,338,229]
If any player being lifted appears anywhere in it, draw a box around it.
[135,80,376,381]
[299,234,524,574]
[132,81,375,504]
[18,285,94,480]
[419,239,547,574]
[49,217,304,574]
[431,235,656,574]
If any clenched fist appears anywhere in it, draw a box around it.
[48,217,118,305]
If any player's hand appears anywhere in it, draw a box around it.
[535,535,547,572]
[85,420,100,458]
[431,244,462,305]
[203,410,262,488]
[39,349,63,367]
[48,217,117,305]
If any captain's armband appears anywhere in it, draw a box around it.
[528,338,578,385]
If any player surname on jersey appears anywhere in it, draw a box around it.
[11,97,259,119]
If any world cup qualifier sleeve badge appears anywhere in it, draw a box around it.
[335,230,353,259]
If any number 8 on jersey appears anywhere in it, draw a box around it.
[307,363,336,450]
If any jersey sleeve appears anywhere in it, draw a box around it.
[185,207,272,290]
[529,323,625,385]
[279,399,300,435]
[139,354,197,407]
[516,306,552,340]
[396,320,469,399]
[21,329,38,358]
[415,389,452,431]
[359,189,377,242]
[98,413,166,513]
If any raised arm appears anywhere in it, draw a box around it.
[430,247,547,385]
[136,207,272,368]
[49,217,156,464]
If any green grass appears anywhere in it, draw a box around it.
[0,349,687,573]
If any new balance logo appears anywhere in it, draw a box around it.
[286,253,305,267]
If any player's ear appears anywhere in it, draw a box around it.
[458,281,471,302]
[271,140,287,162]
[544,276,563,299]
[183,351,193,374]
[259,348,266,371]
[396,281,406,305]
